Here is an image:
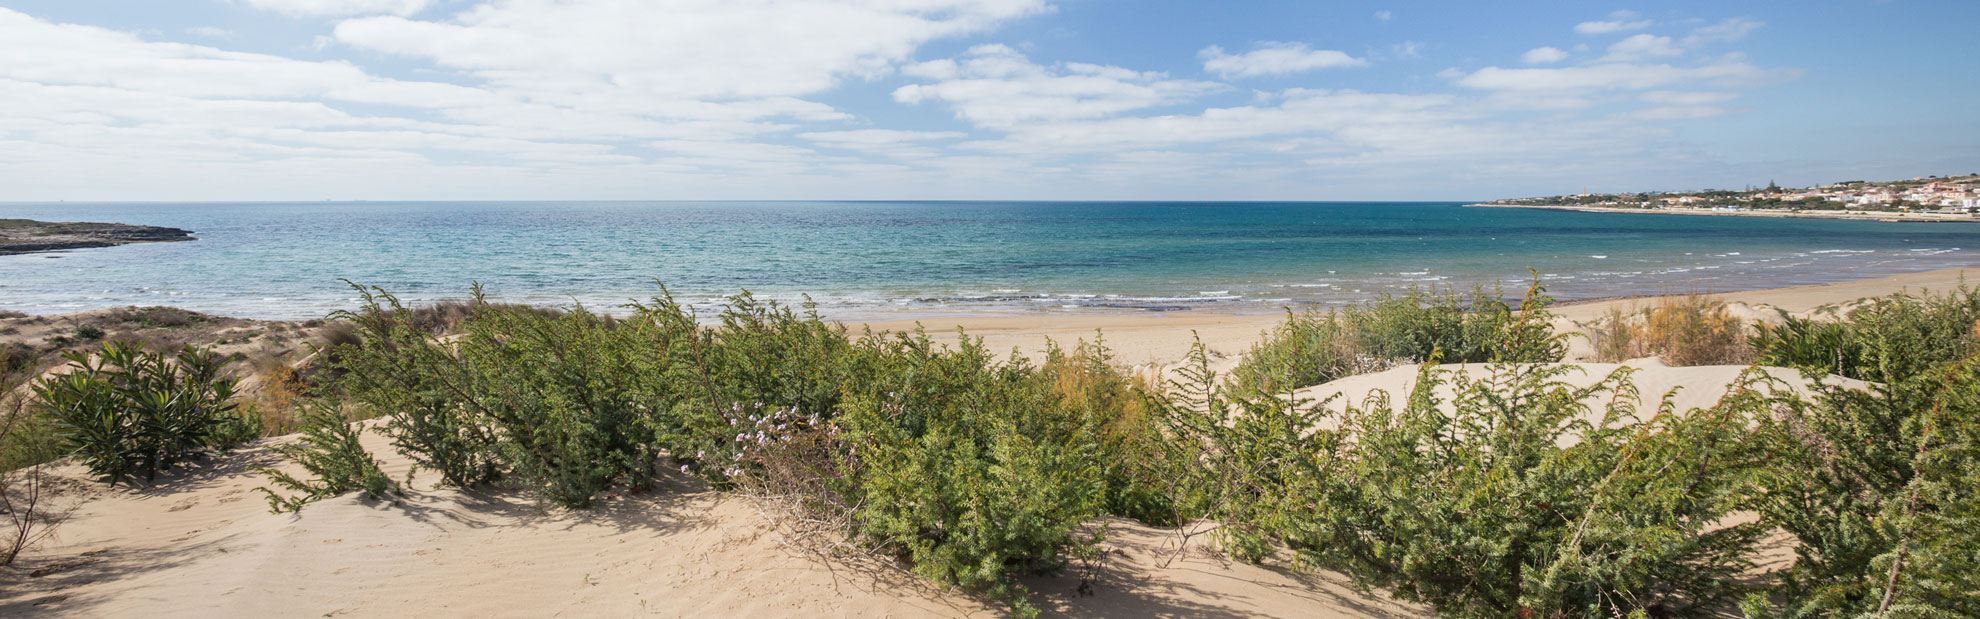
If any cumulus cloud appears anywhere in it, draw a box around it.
[1454,59,1780,92]
[895,44,1222,128]
[239,0,435,17]
[1574,10,1652,35]
[1641,90,1738,105]
[1684,18,1764,46]
[1603,34,1681,61]
[1199,42,1366,78]
[335,0,1048,100]
[1521,46,1569,65]
[0,3,1808,199]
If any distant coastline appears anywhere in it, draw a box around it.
[0,218,197,255]
[1466,202,1980,223]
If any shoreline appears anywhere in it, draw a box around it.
[6,266,1973,369]
[849,265,1977,365]
[1466,202,1980,223]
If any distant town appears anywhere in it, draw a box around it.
[1483,173,1980,218]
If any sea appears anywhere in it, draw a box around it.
[2,201,1976,321]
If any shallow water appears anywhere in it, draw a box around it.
[2,201,1975,320]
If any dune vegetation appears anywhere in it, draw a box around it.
[4,280,1977,617]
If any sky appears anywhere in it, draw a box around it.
[1,0,1976,202]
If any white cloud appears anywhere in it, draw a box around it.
[1521,46,1569,65]
[186,26,235,38]
[1603,34,1681,61]
[1454,58,1786,93]
[239,0,435,17]
[1684,18,1764,46]
[1374,10,1392,22]
[1574,17,1652,35]
[798,129,966,146]
[334,0,1049,100]
[1625,105,1734,120]
[0,9,489,108]
[896,44,1221,128]
[1641,90,1738,105]
[1199,42,1366,78]
[0,4,1813,200]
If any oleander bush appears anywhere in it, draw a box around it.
[34,341,239,484]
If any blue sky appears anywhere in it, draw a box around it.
[1,0,1974,201]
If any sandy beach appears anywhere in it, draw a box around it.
[1,265,1972,617]
[858,266,1978,367]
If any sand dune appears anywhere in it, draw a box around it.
[2,420,1428,618]
[2,267,1972,617]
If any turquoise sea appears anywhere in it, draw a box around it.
[1,201,1975,320]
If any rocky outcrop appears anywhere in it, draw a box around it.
[0,218,197,255]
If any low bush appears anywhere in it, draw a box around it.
[290,279,1980,617]
[1744,285,1980,616]
[257,401,398,513]
[326,284,1166,616]
[1755,283,1979,380]
[1164,339,1773,617]
[1232,277,1565,393]
[2,362,66,566]
[35,341,239,484]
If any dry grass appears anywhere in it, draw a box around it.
[1644,295,1755,366]
[1587,296,1755,366]
[1588,306,1647,362]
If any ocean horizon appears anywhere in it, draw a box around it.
[3,200,1976,321]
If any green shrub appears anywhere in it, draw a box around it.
[1232,276,1566,393]
[257,401,399,513]
[2,364,65,566]
[831,334,1105,618]
[207,407,266,451]
[34,341,239,484]
[1229,309,1363,395]
[1176,350,1774,617]
[330,285,503,488]
[1147,337,1334,564]
[1755,284,1979,381]
[328,283,1168,615]
[1744,287,1980,616]
[453,297,659,508]
[73,325,104,341]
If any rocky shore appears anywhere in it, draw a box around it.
[0,218,196,255]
